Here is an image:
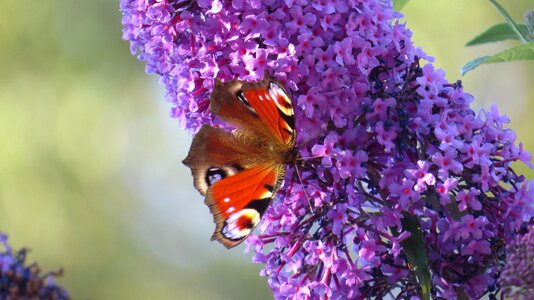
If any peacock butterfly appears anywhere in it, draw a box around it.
[182,73,297,248]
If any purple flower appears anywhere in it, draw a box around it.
[416,64,446,97]
[486,104,510,129]
[461,240,490,256]
[462,135,494,168]
[375,121,398,151]
[499,225,534,298]
[313,45,336,72]
[326,203,348,235]
[356,42,385,74]
[434,117,464,150]
[443,215,488,241]
[286,6,316,34]
[456,187,482,211]
[406,161,436,192]
[436,177,457,205]
[388,179,419,210]
[121,0,534,298]
[334,37,355,66]
[336,150,367,179]
[367,97,396,123]
[381,262,409,284]
[311,131,337,167]
[431,148,463,179]
[0,232,69,299]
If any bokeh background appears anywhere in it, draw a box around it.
[0,0,532,299]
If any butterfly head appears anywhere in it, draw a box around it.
[285,147,299,164]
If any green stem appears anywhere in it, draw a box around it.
[489,0,529,43]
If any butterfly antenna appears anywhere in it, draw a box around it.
[296,153,337,161]
[293,162,314,213]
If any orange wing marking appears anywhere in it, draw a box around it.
[210,164,277,219]
[242,83,295,145]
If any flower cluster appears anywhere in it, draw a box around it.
[121,0,534,298]
[0,232,69,299]
[498,224,534,298]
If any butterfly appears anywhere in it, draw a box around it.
[182,73,297,248]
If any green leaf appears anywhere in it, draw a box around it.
[393,0,410,11]
[466,23,530,46]
[461,56,491,76]
[489,0,529,43]
[462,42,534,75]
[485,42,534,62]
[400,214,431,300]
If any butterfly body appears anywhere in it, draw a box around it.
[182,74,296,248]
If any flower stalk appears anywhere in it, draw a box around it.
[121,0,534,298]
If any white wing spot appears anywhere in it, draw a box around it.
[224,197,231,203]
[226,206,236,213]
[260,190,273,199]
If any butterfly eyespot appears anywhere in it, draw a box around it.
[237,92,250,106]
[222,208,261,240]
[205,167,226,186]
[236,92,258,115]
[269,82,294,116]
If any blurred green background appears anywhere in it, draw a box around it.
[0,0,532,299]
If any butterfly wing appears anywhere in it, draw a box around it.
[183,125,285,248]
[211,74,296,147]
[182,124,254,196]
[210,79,267,135]
[208,163,285,248]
